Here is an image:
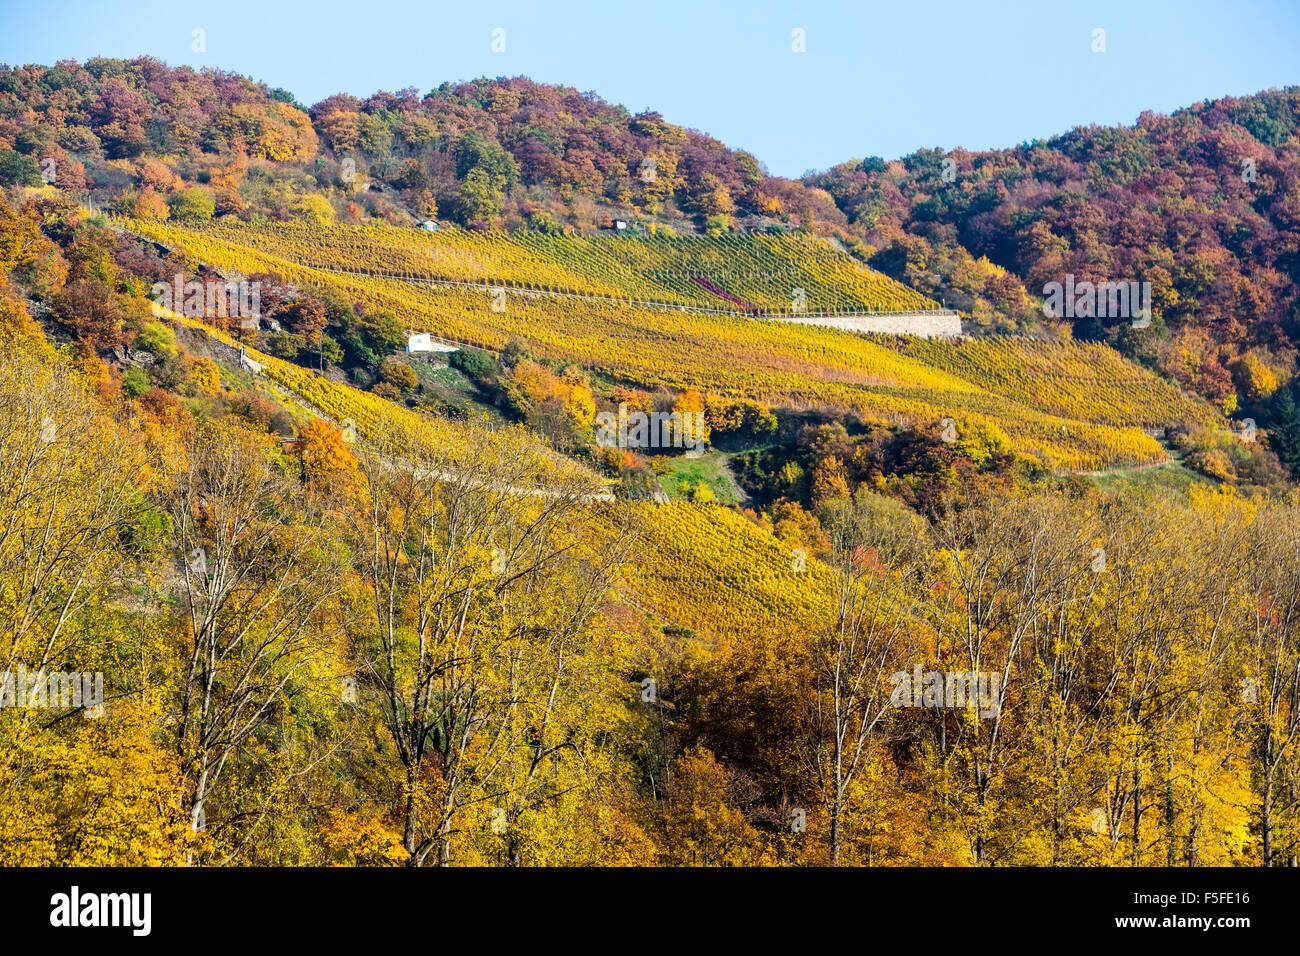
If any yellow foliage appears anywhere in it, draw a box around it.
[187,355,221,395]
[291,194,335,227]
[0,707,189,866]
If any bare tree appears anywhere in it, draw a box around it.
[1242,503,1300,866]
[807,490,922,865]
[166,421,344,862]
[922,493,1078,864]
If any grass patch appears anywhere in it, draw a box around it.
[1091,460,1209,495]
[656,453,741,504]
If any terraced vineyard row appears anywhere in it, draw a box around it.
[513,231,940,312]
[148,219,940,315]
[628,502,833,641]
[131,220,1216,471]
[894,336,1221,429]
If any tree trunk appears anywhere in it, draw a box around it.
[1261,731,1274,866]
[1132,764,1142,866]
[402,765,419,864]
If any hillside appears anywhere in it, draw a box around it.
[806,89,1300,360]
[1,51,1299,875]
[152,218,941,314]
[3,293,1295,868]
[124,214,1222,474]
[4,60,1296,451]
[0,50,1277,486]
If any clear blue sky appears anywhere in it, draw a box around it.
[2,0,1297,178]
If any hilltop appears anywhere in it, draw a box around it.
[806,89,1300,350]
[0,59,843,236]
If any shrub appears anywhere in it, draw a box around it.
[291,194,335,226]
[168,187,215,222]
[122,367,150,398]
[379,361,418,394]
[134,322,177,363]
[450,348,498,381]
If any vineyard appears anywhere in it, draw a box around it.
[138,219,940,315]
[172,304,833,644]
[512,230,939,312]
[628,502,833,641]
[893,336,1221,430]
[10,53,1300,877]
[129,219,1223,472]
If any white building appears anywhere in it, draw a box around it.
[406,333,458,354]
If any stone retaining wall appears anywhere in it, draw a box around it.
[777,311,963,337]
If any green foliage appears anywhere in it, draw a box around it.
[453,130,518,186]
[319,333,344,366]
[702,214,732,236]
[449,347,498,382]
[451,167,508,226]
[1269,382,1300,476]
[361,309,405,356]
[658,454,738,504]
[121,366,150,397]
[168,187,215,222]
[0,149,41,186]
[134,322,177,363]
